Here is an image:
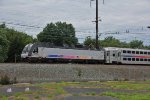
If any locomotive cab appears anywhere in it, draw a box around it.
[21,43,33,60]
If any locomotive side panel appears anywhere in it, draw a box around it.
[38,47,104,61]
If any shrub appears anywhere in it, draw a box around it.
[0,75,10,85]
[12,77,17,84]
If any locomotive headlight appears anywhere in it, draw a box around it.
[21,53,28,59]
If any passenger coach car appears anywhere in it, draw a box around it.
[105,47,150,65]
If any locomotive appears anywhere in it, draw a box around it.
[21,42,150,65]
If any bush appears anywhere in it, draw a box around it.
[12,77,17,84]
[0,75,10,85]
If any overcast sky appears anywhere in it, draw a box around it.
[0,0,150,45]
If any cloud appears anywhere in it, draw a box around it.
[0,0,150,44]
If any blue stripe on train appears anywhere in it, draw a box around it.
[48,55,63,58]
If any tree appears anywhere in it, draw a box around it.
[84,36,130,48]
[129,40,143,49]
[0,23,6,28]
[0,34,9,62]
[100,36,122,47]
[84,37,96,49]
[37,22,78,46]
[0,26,33,62]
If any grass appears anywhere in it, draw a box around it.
[1,96,8,100]
[0,81,150,100]
[102,92,150,100]
[102,81,150,90]
[35,82,67,94]
[14,92,24,97]
[85,92,96,96]
[34,95,40,99]
[14,97,28,100]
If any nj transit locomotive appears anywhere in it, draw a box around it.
[21,42,150,65]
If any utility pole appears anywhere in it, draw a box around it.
[96,0,99,49]
[91,0,101,49]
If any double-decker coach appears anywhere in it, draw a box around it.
[105,47,150,65]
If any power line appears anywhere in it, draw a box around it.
[1,21,149,36]
[0,21,43,29]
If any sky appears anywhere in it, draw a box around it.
[0,0,150,45]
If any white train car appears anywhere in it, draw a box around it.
[21,43,150,65]
[21,42,105,63]
[105,47,150,65]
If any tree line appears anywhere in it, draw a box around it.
[0,24,34,62]
[0,22,150,63]
[84,36,150,49]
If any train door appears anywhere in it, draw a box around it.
[108,50,119,64]
[111,50,118,63]
[117,51,121,63]
[105,51,111,63]
[105,50,117,64]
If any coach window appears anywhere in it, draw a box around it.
[140,51,143,54]
[132,51,135,54]
[123,50,126,53]
[148,52,150,55]
[107,53,109,56]
[127,51,131,54]
[128,58,131,61]
[136,51,139,54]
[144,52,147,55]
[132,58,135,61]
[140,58,143,61]
[148,59,150,62]
[123,58,127,60]
[113,54,115,57]
[136,58,139,61]
[144,59,147,61]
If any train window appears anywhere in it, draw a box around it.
[127,51,131,54]
[144,52,147,55]
[123,50,126,53]
[107,51,109,56]
[136,58,139,61]
[107,53,109,56]
[113,54,115,57]
[140,51,143,54]
[140,58,143,61]
[128,58,131,61]
[148,59,150,62]
[148,52,150,55]
[33,47,38,53]
[136,51,139,54]
[132,51,135,54]
[144,59,147,61]
[132,58,135,61]
[123,58,127,61]
[118,53,120,57]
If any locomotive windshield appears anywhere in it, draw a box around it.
[22,44,33,53]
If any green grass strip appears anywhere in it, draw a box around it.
[102,92,150,100]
